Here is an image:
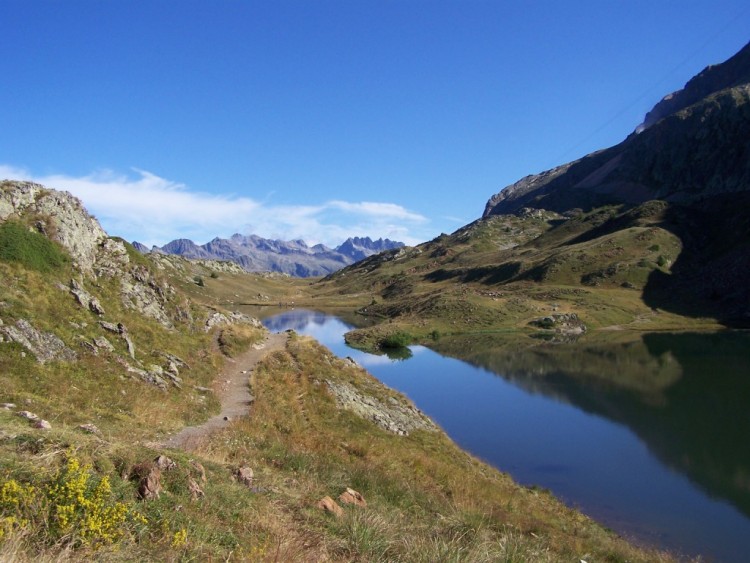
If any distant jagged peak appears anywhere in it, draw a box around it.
[337,236,403,249]
[147,232,405,277]
[160,238,207,258]
[335,236,405,261]
[131,241,150,254]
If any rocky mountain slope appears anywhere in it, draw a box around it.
[322,40,750,329]
[140,234,403,277]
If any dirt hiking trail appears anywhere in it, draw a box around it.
[162,331,287,451]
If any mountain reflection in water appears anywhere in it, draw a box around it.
[431,331,750,523]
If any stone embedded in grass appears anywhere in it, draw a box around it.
[131,462,162,500]
[78,423,100,434]
[93,336,115,352]
[234,466,254,488]
[1,402,16,410]
[155,455,177,471]
[339,487,367,507]
[325,380,436,435]
[33,419,51,430]
[190,460,207,483]
[317,496,344,517]
[529,312,587,335]
[188,477,205,500]
[0,319,77,363]
[69,279,106,316]
[124,335,136,359]
[99,320,120,333]
[17,410,39,421]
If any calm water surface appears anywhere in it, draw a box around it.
[259,308,750,562]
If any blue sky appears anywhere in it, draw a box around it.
[1,1,748,247]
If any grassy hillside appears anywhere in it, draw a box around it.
[0,188,674,561]
[317,202,722,355]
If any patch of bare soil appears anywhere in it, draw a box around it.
[162,331,287,450]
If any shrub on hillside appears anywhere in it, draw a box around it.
[380,332,411,349]
[0,455,147,549]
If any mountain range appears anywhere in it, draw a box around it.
[136,234,404,277]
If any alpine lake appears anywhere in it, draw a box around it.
[248,307,750,562]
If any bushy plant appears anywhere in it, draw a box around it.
[0,478,36,541]
[0,455,147,549]
[380,331,411,349]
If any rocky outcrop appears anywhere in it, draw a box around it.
[529,313,587,335]
[0,181,181,329]
[93,336,115,352]
[99,321,136,358]
[0,181,108,273]
[0,318,77,363]
[94,237,130,278]
[121,266,175,329]
[325,379,436,436]
[70,279,106,316]
[205,310,262,332]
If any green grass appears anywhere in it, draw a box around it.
[0,221,68,273]
[310,199,721,338]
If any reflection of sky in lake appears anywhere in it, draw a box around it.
[262,310,750,563]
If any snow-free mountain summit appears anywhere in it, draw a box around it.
[138,234,404,277]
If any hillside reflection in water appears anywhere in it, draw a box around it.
[257,308,750,562]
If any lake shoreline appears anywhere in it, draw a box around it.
[258,308,750,563]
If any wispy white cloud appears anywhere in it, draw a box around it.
[0,165,430,247]
[328,201,427,223]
